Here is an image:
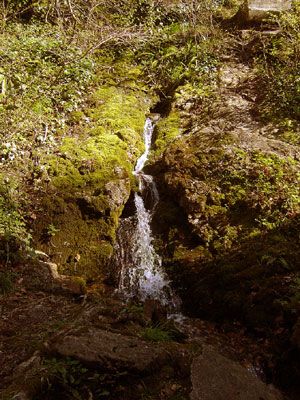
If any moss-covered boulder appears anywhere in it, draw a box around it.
[149,111,181,162]
[234,0,292,24]
[32,84,155,279]
[157,123,300,324]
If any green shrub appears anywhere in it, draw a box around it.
[0,177,32,264]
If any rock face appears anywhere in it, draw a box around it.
[236,0,292,23]
[150,62,300,377]
[190,346,285,400]
[32,85,154,280]
[48,326,167,373]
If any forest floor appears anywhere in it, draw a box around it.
[0,261,286,399]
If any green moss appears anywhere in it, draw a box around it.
[46,133,131,190]
[87,85,151,162]
[150,111,181,160]
[68,111,85,124]
[173,245,211,263]
[0,270,16,296]
[34,191,123,278]
[98,242,113,259]
[95,53,148,90]
[35,78,155,278]
[74,277,87,294]
[153,200,182,226]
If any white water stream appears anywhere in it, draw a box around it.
[118,118,179,307]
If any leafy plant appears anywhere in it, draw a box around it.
[120,301,144,314]
[46,224,60,237]
[274,276,300,314]
[140,321,176,343]
[0,177,32,264]
[133,21,220,95]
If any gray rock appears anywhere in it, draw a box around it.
[50,326,167,373]
[104,178,130,210]
[190,346,285,400]
[236,0,292,23]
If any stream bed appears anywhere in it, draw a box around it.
[116,118,180,309]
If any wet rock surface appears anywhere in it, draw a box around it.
[29,85,153,281]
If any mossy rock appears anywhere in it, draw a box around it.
[166,232,300,329]
[33,81,155,279]
[153,116,300,334]
[33,195,117,278]
[149,111,181,161]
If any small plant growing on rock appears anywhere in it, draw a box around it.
[41,224,60,245]
[46,224,60,238]
[120,301,144,315]
[141,321,176,343]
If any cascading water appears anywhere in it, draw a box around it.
[118,118,179,308]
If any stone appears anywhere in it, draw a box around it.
[143,299,168,324]
[236,0,292,23]
[58,275,87,295]
[45,261,59,279]
[104,178,130,211]
[11,392,30,400]
[22,261,86,295]
[190,346,285,400]
[49,326,167,373]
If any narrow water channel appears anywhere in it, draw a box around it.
[118,118,179,308]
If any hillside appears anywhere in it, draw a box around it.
[1,1,300,399]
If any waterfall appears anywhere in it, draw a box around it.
[118,118,179,308]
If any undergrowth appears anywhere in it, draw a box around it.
[255,0,300,141]
[34,357,119,400]
[0,0,226,264]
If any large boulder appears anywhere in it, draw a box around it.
[235,0,292,23]
[47,326,168,373]
[21,260,86,295]
[190,346,285,400]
